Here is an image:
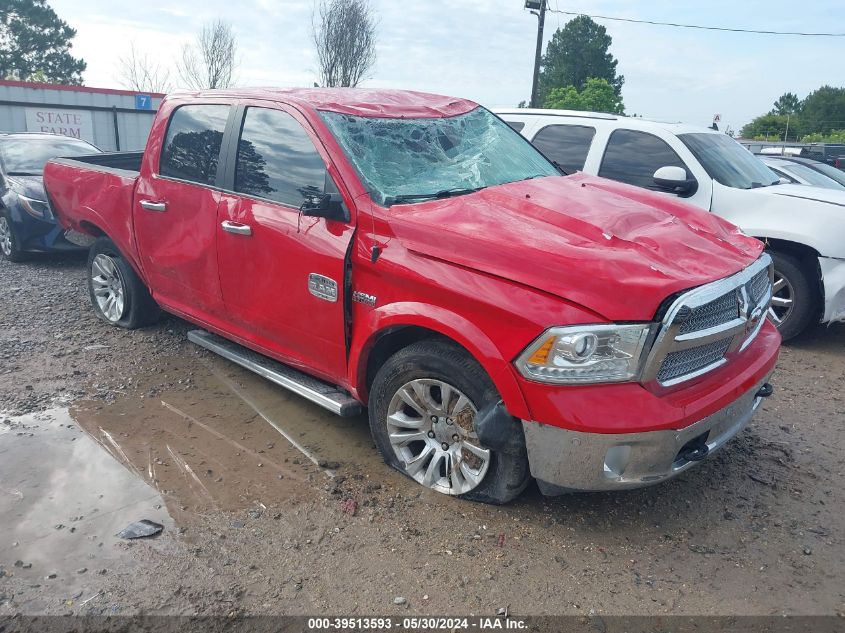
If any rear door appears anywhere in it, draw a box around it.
[216,103,355,382]
[134,102,234,319]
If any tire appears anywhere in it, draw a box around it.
[87,237,159,329]
[768,250,819,341]
[0,211,27,263]
[368,338,531,504]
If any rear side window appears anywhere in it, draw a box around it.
[532,124,596,173]
[234,107,326,207]
[160,105,230,185]
[599,129,689,189]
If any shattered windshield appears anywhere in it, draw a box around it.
[320,106,559,206]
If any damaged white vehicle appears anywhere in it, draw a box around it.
[497,109,845,340]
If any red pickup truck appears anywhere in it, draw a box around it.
[44,88,779,503]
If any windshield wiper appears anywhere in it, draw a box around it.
[385,186,485,206]
[551,160,570,176]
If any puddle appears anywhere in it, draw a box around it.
[1,352,382,579]
[0,408,171,601]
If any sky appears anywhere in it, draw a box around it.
[49,0,845,132]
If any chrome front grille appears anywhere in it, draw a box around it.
[749,268,770,304]
[678,292,739,334]
[657,338,733,383]
[643,254,773,388]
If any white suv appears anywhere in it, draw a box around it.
[497,108,845,340]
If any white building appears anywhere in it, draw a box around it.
[0,79,164,151]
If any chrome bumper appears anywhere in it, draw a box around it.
[522,377,771,494]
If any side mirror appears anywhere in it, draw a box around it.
[300,172,349,222]
[653,166,697,196]
[301,193,349,222]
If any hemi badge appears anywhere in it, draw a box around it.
[352,291,377,307]
[308,274,338,302]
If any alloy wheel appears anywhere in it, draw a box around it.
[386,379,490,496]
[0,217,12,257]
[768,270,794,327]
[91,254,126,322]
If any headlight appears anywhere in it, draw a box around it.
[515,324,653,384]
[18,194,51,219]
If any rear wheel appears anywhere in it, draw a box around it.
[368,339,530,504]
[87,237,159,329]
[0,212,27,263]
[767,250,819,341]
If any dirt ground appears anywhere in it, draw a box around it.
[1,253,843,618]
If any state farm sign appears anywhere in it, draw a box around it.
[25,107,95,143]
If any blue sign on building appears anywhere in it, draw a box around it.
[135,94,153,110]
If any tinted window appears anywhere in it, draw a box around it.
[506,121,525,132]
[160,105,230,185]
[680,133,778,189]
[599,129,689,189]
[235,108,326,207]
[532,124,595,173]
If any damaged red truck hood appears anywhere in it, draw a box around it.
[388,173,764,321]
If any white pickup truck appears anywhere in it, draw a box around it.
[497,109,845,340]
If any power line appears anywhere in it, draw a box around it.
[546,8,845,37]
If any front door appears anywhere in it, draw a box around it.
[216,104,355,383]
[134,102,232,320]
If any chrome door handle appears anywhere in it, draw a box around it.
[221,220,252,236]
[140,200,167,212]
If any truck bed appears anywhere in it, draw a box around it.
[44,155,142,271]
[69,151,144,173]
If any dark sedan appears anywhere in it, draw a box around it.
[0,133,101,262]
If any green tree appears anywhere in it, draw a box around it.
[740,114,800,141]
[544,77,624,115]
[538,15,623,105]
[770,92,801,116]
[801,129,845,143]
[0,0,85,84]
[800,85,845,137]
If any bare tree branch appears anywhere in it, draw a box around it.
[116,43,171,93]
[312,0,377,88]
[177,20,238,90]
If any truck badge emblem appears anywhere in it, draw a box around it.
[352,291,377,307]
[308,274,338,302]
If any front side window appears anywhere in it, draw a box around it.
[234,107,326,207]
[159,104,230,186]
[679,133,779,189]
[599,129,690,190]
[320,106,559,206]
[532,124,596,173]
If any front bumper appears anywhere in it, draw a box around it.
[523,375,771,493]
[819,256,845,323]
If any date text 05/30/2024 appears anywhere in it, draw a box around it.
[307,617,527,630]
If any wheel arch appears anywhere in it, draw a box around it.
[756,237,824,299]
[350,305,531,420]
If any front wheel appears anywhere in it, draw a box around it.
[767,251,819,341]
[368,339,530,504]
[87,237,159,329]
[0,212,27,263]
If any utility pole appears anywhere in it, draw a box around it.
[526,0,546,108]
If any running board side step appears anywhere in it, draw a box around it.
[187,330,363,417]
